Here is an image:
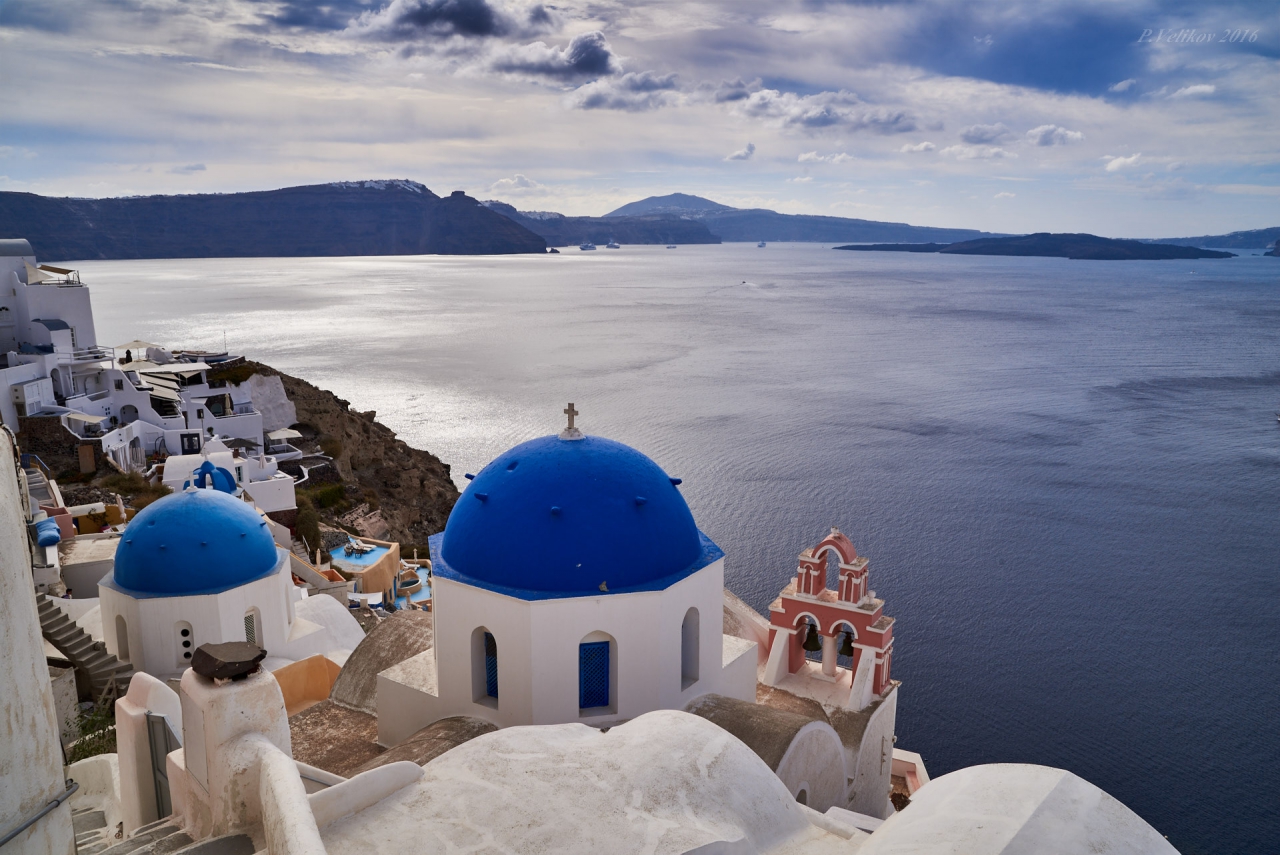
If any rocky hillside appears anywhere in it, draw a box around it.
[1,181,547,261]
[212,361,459,547]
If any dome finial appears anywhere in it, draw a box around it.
[559,402,584,441]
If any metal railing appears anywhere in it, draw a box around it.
[0,780,79,848]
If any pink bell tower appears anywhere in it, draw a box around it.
[762,528,895,711]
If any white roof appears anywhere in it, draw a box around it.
[63,412,108,424]
[136,362,212,374]
[319,710,854,855]
[857,764,1178,855]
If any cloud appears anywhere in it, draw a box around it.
[726,143,755,161]
[900,141,936,153]
[1109,79,1136,93]
[712,78,759,103]
[941,145,1015,160]
[736,89,916,134]
[798,151,852,164]
[491,31,618,81]
[1025,124,1084,146]
[349,0,554,41]
[489,173,541,192]
[1170,84,1216,99]
[959,123,1012,144]
[0,146,37,159]
[168,163,206,174]
[1104,153,1142,171]
[788,176,813,183]
[994,191,1015,199]
[569,71,680,112]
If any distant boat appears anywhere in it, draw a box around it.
[757,241,766,248]
[606,239,620,249]
[579,240,596,251]
[666,244,677,249]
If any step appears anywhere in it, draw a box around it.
[72,809,107,834]
[95,824,180,855]
[170,834,255,855]
[142,831,195,855]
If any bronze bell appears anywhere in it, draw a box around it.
[839,631,854,658]
[802,624,823,652]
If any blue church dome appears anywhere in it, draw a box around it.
[434,434,723,599]
[112,488,280,597]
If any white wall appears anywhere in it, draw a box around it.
[0,430,76,855]
[845,688,899,819]
[100,553,295,680]
[380,557,757,743]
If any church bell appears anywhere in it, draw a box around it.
[802,624,823,652]
[839,631,854,658]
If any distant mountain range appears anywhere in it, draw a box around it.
[1147,227,1280,250]
[542,193,999,245]
[480,201,720,247]
[0,181,547,261]
[838,234,1236,261]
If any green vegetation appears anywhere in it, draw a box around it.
[66,698,116,763]
[100,471,171,509]
[309,482,345,509]
[295,495,321,552]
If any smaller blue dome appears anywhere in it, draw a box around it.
[186,460,237,494]
[113,489,280,597]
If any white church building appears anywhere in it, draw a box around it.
[378,413,757,744]
[98,485,363,681]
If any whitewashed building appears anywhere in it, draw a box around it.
[377,416,758,745]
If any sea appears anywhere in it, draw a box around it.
[77,244,1280,855]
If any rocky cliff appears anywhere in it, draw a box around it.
[481,201,720,246]
[212,361,459,547]
[1,181,547,261]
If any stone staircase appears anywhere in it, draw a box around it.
[24,464,54,506]
[92,818,253,855]
[36,594,132,699]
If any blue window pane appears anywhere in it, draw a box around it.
[579,641,610,709]
[484,632,498,699]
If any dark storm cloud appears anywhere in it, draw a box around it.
[349,0,555,40]
[491,30,618,80]
[259,0,371,31]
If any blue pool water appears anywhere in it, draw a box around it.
[329,543,389,569]
[82,245,1280,855]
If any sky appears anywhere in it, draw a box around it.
[1,0,1277,237]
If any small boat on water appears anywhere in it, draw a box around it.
[666,244,677,249]
[606,239,620,249]
[579,240,597,251]
[758,240,766,248]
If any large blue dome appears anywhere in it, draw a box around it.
[435,434,721,599]
[112,488,280,597]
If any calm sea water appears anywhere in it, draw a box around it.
[76,245,1279,854]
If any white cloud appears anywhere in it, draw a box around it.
[788,176,813,183]
[1109,79,1136,93]
[798,151,851,163]
[900,141,936,153]
[941,145,1016,160]
[726,142,755,161]
[1026,124,1084,146]
[994,191,1015,199]
[736,88,915,134]
[1104,153,1142,172]
[489,173,542,192]
[568,71,679,112]
[1170,84,1216,99]
[960,123,1012,144]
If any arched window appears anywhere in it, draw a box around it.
[579,631,615,714]
[681,607,700,690]
[471,627,498,706]
[115,614,130,663]
[243,608,259,646]
[796,788,808,806]
[176,621,194,668]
